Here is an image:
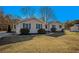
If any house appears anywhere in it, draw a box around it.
[16,18,46,34]
[16,18,63,34]
[48,21,63,32]
[70,24,79,32]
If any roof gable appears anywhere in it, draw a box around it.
[20,18,45,24]
[49,21,61,25]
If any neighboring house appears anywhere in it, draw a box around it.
[12,19,21,32]
[16,18,46,34]
[0,15,13,31]
[16,18,63,34]
[70,24,79,32]
[0,11,21,32]
[48,21,63,31]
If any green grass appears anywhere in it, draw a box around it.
[0,31,79,53]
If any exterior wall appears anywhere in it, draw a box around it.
[16,19,45,34]
[12,20,21,32]
[16,19,63,34]
[48,22,62,31]
[70,24,79,31]
[16,23,23,34]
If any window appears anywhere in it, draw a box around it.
[36,24,42,29]
[23,23,31,29]
[36,24,38,29]
[23,23,26,28]
[28,24,31,29]
[25,24,28,29]
[52,25,56,28]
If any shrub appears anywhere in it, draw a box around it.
[38,29,46,34]
[51,27,56,32]
[20,28,30,35]
[61,29,64,32]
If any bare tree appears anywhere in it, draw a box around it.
[0,8,4,18]
[0,8,3,14]
[40,6,56,23]
[21,7,35,19]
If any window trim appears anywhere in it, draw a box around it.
[23,23,31,29]
[36,24,42,29]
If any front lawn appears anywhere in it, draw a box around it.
[0,31,79,53]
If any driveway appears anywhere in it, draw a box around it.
[0,31,13,38]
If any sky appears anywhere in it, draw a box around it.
[0,6,79,23]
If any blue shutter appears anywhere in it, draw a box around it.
[40,24,42,29]
[29,24,31,29]
[39,24,40,29]
[38,24,39,29]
